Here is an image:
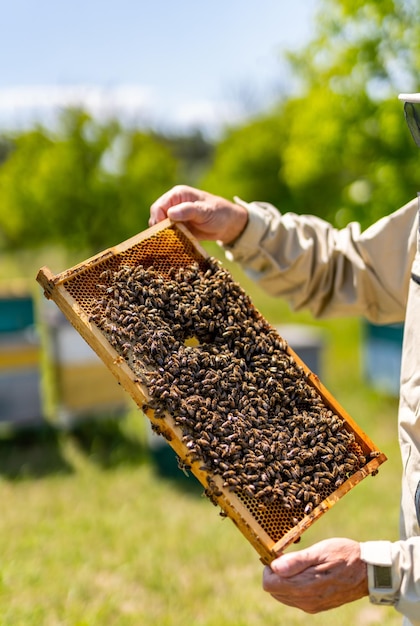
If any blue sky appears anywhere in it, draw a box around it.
[0,0,318,134]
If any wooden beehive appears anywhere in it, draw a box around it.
[36,219,386,565]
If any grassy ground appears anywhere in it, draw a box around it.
[0,256,404,625]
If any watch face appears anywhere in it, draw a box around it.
[373,565,393,589]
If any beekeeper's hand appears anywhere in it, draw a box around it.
[149,184,248,245]
[262,538,368,613]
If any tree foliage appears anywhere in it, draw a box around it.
[201,0,420,229]
[0,110,178,254]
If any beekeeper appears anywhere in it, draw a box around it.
[149,93,420,625]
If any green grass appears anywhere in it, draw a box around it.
[0,410,402,626]
[0,252,404,625]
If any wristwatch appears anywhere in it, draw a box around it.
[368,563,398,606]
[360,541,399,607]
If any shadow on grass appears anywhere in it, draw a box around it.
[0,416,204,497]
[72,417,204,496]
[0,421,73,480]
[0,414,150,480]
[69,415,149,469]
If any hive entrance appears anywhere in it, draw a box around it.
[37,220,387,564]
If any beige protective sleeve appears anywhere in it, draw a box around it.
[224,197,418,324]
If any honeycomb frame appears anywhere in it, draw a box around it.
[37,219,387,565]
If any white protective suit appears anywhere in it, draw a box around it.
[223,195,420,624]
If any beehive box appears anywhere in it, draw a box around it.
[0,287,43,427]
[36,219,386,565]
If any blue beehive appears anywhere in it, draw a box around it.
[363,321,404,396]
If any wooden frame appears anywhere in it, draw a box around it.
[37,220,387,565]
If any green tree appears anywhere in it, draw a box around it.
[0,109,178,255]
[201,0,420,228]
[288,0,420,97]
[283,0,420,226]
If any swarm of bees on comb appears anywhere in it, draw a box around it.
[89,257,375,519]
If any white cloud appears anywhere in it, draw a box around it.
[153,97,249,136]
[0,84,156,128]
[0,84,252,136]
